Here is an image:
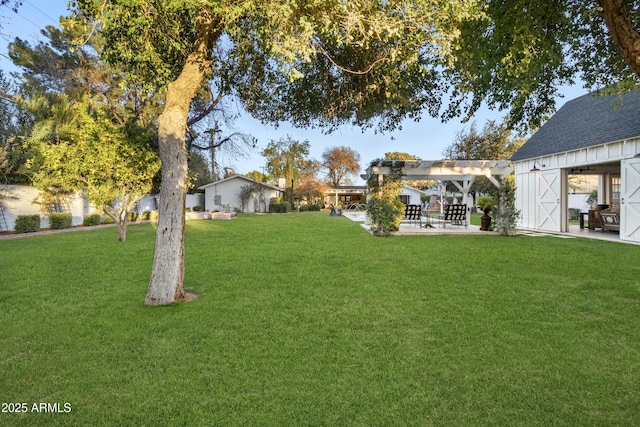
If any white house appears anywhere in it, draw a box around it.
[199,175,283,213]
[398,185,427,206]
[0,185,93,231]
[511,89,640,243]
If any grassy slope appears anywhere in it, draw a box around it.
[1,213,639,426]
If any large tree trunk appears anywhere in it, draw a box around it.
[598,0,640,78]
[145,10,219,306]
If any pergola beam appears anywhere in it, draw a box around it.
[362,160,513,183]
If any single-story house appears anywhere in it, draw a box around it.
[199,175,283,213]
[398,185,428,206]
[510,89,640,243]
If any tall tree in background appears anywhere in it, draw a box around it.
[384,152,419,161]
[443,119,524,161]
[245,170,267,182]
[322,146,361,186]
[0,70,32,184]
[442,119,525,196]
[262,136,310,205]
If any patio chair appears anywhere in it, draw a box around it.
[401,204,422,227]
[599,212,620,232]
[438,204,468,228]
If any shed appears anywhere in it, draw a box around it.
[199,175,283,213]
[510,90,640,243]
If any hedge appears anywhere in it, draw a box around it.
[83,214,101,226]
[14,215,40,233]
[269,201,292,213]
[49,212,73,230]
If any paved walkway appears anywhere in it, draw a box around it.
[0,223,122,241]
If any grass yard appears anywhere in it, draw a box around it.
[1,212,639,426]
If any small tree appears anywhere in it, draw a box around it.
[29,103,160,242]
[366,161,404,236]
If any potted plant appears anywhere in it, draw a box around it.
[476,196,495,231]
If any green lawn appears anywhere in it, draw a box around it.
[1,212,639,426]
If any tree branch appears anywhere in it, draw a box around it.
[597,0,640,78]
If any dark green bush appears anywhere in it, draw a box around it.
[83,214,101,226]
[269,202,283,213]
[568,208,580,221]
[129,211,139,221]
[269,201,292,213]
[14,215,40,233]
[49,213,72,230]
[192,205,203,212]
[309,204,322,211]
[299,205,310,212]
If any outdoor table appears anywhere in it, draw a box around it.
[579,212,589,229]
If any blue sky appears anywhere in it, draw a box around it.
[0,0,587,182]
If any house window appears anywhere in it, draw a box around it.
[340,195,351,202]
[399,195,410,205]
[611,176,620,208]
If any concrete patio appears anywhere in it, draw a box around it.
[342,211,635,244]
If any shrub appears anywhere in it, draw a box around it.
[309,204,322,211]
[568,208,581,221]
[299,205,310,212]
[149,210,159,220]
[477,196,495,212]
[14,215,40,233]
[192,205,203,212]
[49,213,72,230]
[366,161,404,236]
[102,215,115,224]
[129,212,139,222]
[83,214,101,226]
[269,201,292,213]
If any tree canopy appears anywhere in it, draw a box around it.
[322,146,361,186]
[446,1,640,130]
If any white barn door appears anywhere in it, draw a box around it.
[536,169,564,232]
[621,158,640,243]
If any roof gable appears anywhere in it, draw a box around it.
[511,90,640,162]
[198,175,282,192]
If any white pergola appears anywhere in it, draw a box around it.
[362,159,514,225]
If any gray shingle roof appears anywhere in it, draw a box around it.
[510,90,640,162]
